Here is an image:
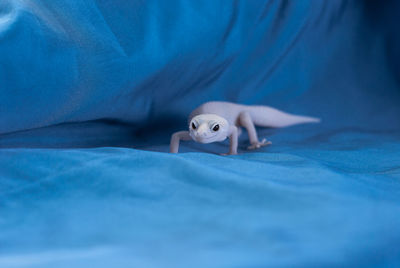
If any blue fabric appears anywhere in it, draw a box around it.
[1,0,400,267]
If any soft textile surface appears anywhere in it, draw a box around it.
[1,1,400,267]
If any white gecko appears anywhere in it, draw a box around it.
[170,101,320,155]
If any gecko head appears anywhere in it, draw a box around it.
[189,114,229,144]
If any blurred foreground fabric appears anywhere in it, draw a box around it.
[1,1,400,267]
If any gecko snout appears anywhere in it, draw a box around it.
[195,124,208,137]
[194,131,208,138]
[199,131,208,137]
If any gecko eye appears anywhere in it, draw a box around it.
[212,124,220,131]
[191,122,197,129]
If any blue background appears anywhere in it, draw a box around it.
[1,1,400,267]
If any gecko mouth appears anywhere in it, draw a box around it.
[192,134,218,143]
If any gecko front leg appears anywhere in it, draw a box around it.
[239,111,271,150]
[170,131,192,153]
[221,125,238,155]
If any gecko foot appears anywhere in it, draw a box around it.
[247,139,272,150]
[220,152,237,156]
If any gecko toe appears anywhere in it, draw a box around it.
[247,140,272,150]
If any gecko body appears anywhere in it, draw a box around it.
[170,101,320,155]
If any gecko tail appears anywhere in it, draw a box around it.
[248,105,321,128]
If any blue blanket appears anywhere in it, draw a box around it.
[1,1,400,267]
